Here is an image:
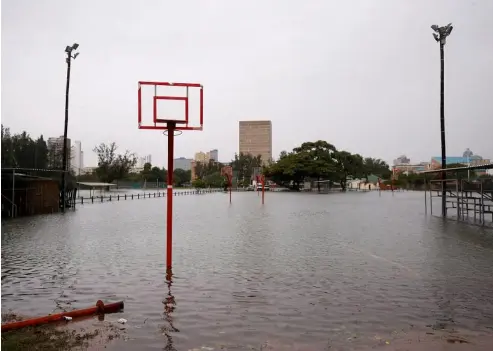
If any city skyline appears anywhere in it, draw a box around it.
[2,1,492,169]
[42,132,493,170]
[43,132,493,170]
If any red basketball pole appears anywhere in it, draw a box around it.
[138,81,203,271]
[257,175,260,196]
[229,176,232,204]
[166,122,175,270]
[261,175,265,205]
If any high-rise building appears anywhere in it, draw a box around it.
[174,157,193,171]
[208,149,218,162]
[138,155,152,168]
[463,148,474,158]
[70,141,83,175]
[239,120,272,165]
[393,155,410,166]
[47,136,71,169]
[194,151,209,163]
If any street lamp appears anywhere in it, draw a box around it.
[431,23,453,218]
[61,43,80,213]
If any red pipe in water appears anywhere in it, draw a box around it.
[1,300,124,332]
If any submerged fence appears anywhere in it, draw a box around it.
[76,188,222,205]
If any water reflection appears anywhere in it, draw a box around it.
[162,269,178,351]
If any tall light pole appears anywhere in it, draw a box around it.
[61,43,80,213]
[431,23,453,218]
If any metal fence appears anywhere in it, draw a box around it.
[77,188,222,205]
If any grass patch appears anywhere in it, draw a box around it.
[1,312,123,351]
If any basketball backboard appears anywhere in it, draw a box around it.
[138,81,203,131]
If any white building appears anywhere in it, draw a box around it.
[208,149,218,162]
[47,136,71,169]
[138,154,152,168]
[70,140,83,175]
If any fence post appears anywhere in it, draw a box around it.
[138,194,140,199]
[81,197,84,204]
[132,194,134,200]
[109,195,112,201]
[118,195,120,201]
[101,196,103,202]
[91,196,94,203]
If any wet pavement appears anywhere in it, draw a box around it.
[2,190,493,350]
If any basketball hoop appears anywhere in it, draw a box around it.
[162,130,183,137]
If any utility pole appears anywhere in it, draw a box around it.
[431,23,453,218]
[61,43,80,213]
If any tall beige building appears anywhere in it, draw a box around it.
[194,151,209,163]
[239,120,272,164]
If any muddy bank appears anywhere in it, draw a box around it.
[1,312,126,351]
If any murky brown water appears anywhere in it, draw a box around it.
[2,191,493,350]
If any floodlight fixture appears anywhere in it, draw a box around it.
[72,43,79,50]
[73,52,79,59]
[431,23,453,45]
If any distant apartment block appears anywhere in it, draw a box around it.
[393,155,410,166]
[47,136,71,169]
[71,140,84,175]
[138,155,152,168]
[174,157,193,171]
[208,149,218,162]
[393,163,428,175]
[239,120,272,165]
[194,151,209,163]
[193,149,219,164]
[430,156,491,169]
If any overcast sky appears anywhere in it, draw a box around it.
[2,0,492,167]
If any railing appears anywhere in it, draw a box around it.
[427,179,493,225]
[77,188,222,205]
[1,193,17,218]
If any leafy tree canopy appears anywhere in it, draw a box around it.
[93,142,137,184]
[264,140,391,191]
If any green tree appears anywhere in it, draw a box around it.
[264,140,390,191]
[264,151,310,190]
[203,171,224,187]
[293,140,337,191]
[1,125,53,170]
[173,168,191,186]
[194,160,222,179]
[93,142,137,184]
[151,166,166,182]
[192,178,206,188]
[363,157,391,179]
[231,152,262,186]
[333,151,365,190]
[34,136,49,169]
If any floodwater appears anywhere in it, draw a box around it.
[2,190,493,350]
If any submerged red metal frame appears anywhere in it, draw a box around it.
[138,81,203,131]
[1,300,124,332]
